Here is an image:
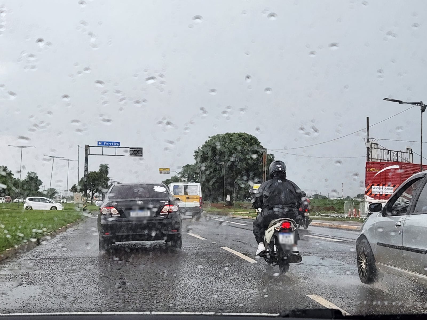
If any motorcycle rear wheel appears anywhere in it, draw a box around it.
[279,262,290,274]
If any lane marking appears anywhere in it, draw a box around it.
[307,294,350,316]
[221,246,257,264]
[304,235,342,242]
[378,263,427,281]
[187,232,206,240]
[229,221,247,226]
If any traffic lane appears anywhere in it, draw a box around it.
[187,215,427,315]
[0,217,317,314]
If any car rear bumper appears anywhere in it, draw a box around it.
[98,218,181,242]
[179,206,202,216]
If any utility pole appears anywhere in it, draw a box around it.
[7,145,35,180]
[383,98,426,172]
[262,149,267,182]
[45,155,64,189]
[84,145,89,198]
[60,158,77,195]
[342,182,344,198]
[366,117,370,162]
[77,145,80,185]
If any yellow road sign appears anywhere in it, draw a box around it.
[159,168,170,174]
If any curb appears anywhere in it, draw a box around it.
[310,221,361,231]
[0,216,87,264]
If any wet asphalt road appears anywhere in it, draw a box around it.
[1,214,427,315]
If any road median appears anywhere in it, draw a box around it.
[0,203,88,262]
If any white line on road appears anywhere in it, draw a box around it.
[229,221,247,226]
[187,232,206,240]
[221,246,257,264]
[307,294,350,316]
[304,235,343,242]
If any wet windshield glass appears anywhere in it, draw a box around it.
[1,0,427,317]
[109,184,169,199]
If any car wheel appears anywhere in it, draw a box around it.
[50,206,57,210]
[99,237,112,252]
[25,206,33,210]
[357,238,377,284]
[170,235,182,249]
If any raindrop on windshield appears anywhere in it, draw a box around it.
[264,87,272,94]
[412,23,420,29]
[335,160,342,166]
[146,76,156,84]
[36,38,44,47]
[78,0,86,8]
[209,89,217,95]
[62,94,70,101]
[83,67,91,73]
[95,80,105,87]
[193,15,202,23]
[8,91,16,100]
[309,51,316,57]
[329,43,339,50]
[267,13,277,20]
[245,75,251,83]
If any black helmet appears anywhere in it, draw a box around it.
[269,160,286,178]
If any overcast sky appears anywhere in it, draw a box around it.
[1,0,426,196]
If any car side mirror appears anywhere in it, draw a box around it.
[368,203,382,213]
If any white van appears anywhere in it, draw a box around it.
[168,182,202,217]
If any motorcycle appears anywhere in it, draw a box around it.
[259,217,302,273]
[297,208,311,229]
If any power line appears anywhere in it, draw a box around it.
[269,105,415,151]
[372,138,427,144]
[272,150,365,159]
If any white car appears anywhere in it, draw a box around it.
[0,197,5,203]
[13,198,24,203]
[24,197,63,211]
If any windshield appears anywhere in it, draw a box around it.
[109,184,169,199]
[1,0,427,317]
[172,184,199,196]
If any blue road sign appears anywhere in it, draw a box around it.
[97,141,120,147]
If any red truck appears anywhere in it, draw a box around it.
[365,161,427,211]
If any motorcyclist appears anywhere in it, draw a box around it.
[252,160,303,255]
[297,191,310,223]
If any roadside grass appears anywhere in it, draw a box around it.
[0,203,85,253]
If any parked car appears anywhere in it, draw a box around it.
[13,198,24,203]
[98,183,181,251]
[24,197,63,211]
[0,197,5,203]
[356,171,427,283]
[4,196,12,203]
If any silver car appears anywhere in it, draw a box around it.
[356,171,427,283]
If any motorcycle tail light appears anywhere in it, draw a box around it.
[280,221,292,229]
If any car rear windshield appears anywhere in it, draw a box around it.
[172,184,199,196]
[108,184,169,199]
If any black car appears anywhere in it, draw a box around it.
[98,183,182,251]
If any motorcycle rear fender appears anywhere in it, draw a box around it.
[264,218,296,244]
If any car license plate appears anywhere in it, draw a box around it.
[130,210,150,217]
[278,232,294,244]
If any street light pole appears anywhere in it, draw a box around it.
[60,159,77,194]
[383,98,426,172]
[45,155,64,189]
[7,145,35,180]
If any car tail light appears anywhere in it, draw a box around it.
[160,204,178,215]
[101,206,119,216]
[280,221,292,229]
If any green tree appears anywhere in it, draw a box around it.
[44,188,58,199]
[70,184,80,193]
[162,175,181,186]
[21,172,43,197]
[79,164,110,203]
[0,166,18,197]
[194,133,274,203]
